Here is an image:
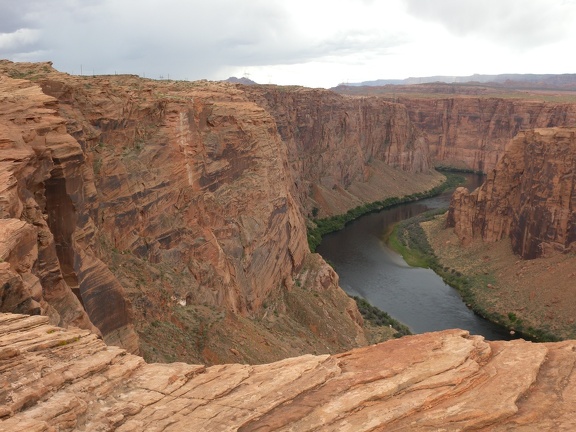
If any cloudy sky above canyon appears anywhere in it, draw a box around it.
[1,0,576,88]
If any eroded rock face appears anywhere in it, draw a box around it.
[448,127,576,259]
[0,74,137,351]
[0,61,453,363]
[3,313,576,431]
[1,62,389,362]
[399,97,576,172]
[246,87,436,216]
[41,76,310,315]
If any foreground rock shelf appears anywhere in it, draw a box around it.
[2,313,576,431]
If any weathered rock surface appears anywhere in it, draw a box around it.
[246,86,441,217]
[0,74,138,352]
[398,97,576,172]
[3,313,576,431]
[447,127,576,259]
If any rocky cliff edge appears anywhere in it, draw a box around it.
[2,313,576,431]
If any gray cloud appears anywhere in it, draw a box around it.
[404,0,576,49]
[2,0,575,85]
[0,0,34,32]
[0,0,406,80]
[0,0,48,54]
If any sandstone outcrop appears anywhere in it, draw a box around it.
[3,313,576,431]
[447,127,576,259]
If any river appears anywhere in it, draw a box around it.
[317,174,516,340]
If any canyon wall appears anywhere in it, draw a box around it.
[398,97,576,172]
[245,87,441,217]
[447,127,576,259]
[0,61,443,363]
[0,74,138,352]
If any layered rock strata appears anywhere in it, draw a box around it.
[0,75,137,352]
[447,127,576,259]
[3,313,576,431]
[335,84,576,173]
[0,61,447,363]
[0,62,389,362]
[39,72,365,361]
[398,97,576,172]
[246,87,441,217]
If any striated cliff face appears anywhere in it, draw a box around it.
[0,61,444,363]
[45,77,308,317]
[447,127,576,259]
[4,313,576,431]
[389,97,576,173]
[0,75,138,352]
[245,87,440,217]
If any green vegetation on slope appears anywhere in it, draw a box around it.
[307,172,465,251]
[351,296,412,338]
[388,211,561,342]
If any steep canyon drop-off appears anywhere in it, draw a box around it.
[3,62,576,430]
[0,61,444,363]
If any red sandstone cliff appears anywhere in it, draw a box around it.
[396,97,576,172]
[334,86,576,173]
[0,61,446,363]
[245,87,440,217]
[0,72,139,352]
[447,127,576,259]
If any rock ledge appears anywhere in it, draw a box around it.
[2,313,576,431]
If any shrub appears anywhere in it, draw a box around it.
[351,296,412,337]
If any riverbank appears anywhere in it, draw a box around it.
[351,296,412,342]
[389,211,570,342]
[307,172,465,251]
[311,171,465,341]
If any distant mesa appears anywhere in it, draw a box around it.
[225,76,258,85]
[337,73,576,90]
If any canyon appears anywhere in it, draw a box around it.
[3,60,576,430]
[0,61,443,364]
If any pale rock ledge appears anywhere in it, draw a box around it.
[1,313,575,431]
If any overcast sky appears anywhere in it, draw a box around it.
[2,0,576,88]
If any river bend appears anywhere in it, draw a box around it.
[317,174,515,340]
